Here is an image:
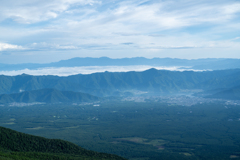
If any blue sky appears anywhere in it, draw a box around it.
[0,0,240,64]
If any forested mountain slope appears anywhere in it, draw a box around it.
[0,69,239,96]
[205,85,240,100]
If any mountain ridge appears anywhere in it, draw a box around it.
[0,68,239,97]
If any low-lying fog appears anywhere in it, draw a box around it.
[0,65,207,76]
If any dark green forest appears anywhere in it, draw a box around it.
[1,101,240,159]
[0,126,126,160]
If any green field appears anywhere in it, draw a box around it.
[1,101,240,159]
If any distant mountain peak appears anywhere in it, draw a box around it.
[144,68,159,73]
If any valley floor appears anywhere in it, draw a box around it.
[1,99,240,160]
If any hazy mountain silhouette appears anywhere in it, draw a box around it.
[0,57,240,71]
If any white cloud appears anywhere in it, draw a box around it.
[0,66,205,77]
[232,37,240,41]
[0,0,101,24]
[85,0,240,33]
[57,0,240,45]
[0,43,24,51]
[29,42,78,50]
[222,3,240,15]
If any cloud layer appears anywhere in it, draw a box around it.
[0,0,240,63]
[0,66,205,77]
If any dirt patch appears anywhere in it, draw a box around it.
[66,126,79,129]
[116,137,166,149]
[2,122,15,125]
[180,152,192,156]
[26,127,44,130]
[230,155,240,159]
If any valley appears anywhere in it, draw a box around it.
[1,100,240,160]
[0,67,240,159]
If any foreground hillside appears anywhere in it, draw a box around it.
[0,126,126,160]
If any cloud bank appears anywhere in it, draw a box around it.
[0,66,205,77]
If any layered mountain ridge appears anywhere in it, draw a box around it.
[0,68,239,101]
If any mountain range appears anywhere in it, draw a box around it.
[1,57,240,71]
[0,68,239,102]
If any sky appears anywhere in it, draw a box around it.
[0,0,240,64]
